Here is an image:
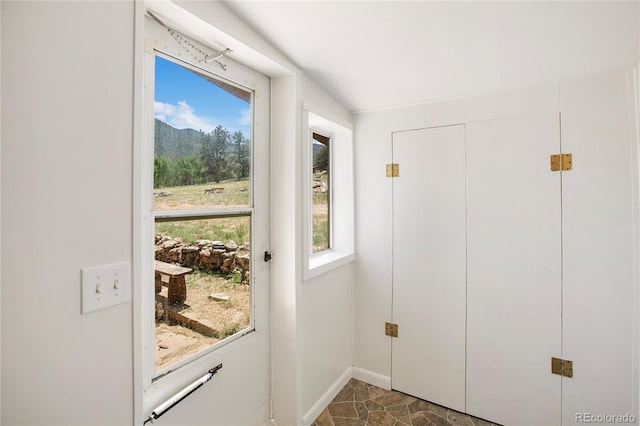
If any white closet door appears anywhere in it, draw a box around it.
[391,124,467,412]
[466,114,562,425]
[560,72,636,425]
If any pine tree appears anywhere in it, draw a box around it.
[314,145,329,172]
[201,125,230,183]
[232,131,251,180]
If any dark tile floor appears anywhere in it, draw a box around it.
[312,379,499,426]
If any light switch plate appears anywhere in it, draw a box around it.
[81,262,131,314]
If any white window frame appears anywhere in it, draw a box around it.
[302,108,355,281]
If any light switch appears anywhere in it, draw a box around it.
[81,262,131,314]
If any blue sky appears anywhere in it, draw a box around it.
[154,56,251,138]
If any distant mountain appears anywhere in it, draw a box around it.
[154,119,204,159]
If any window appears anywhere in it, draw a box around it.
[311,132,331,253]
[303,110,355,280]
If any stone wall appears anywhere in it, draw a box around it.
[155,235,250,281]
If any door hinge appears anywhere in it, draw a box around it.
[385,322,398,337]
[551,357,573,378]
[550,153,572,171]
[386,163,399,178]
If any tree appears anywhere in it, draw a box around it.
[154,155,170,188]
[175,155,203,186]
[232,131,250,180]
[201,125,230,183]
[314,145,329,172]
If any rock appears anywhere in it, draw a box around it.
[155,235,247,274]
[313,181,328,193]
[162,239,182,250]
[206,249,225,268]
[209,293,230,301]
[220,252,237,272]
[237,254,250,271]
[196,239,213,248]
[168,248,180,262]
[220,260,232,272]
[179,246,200,266]
[199,248,212,266]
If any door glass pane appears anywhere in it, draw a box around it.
[154,216,252,372]
[152,54,254,374]
[154,56,252,210]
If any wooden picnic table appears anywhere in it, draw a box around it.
[154,260,193,304]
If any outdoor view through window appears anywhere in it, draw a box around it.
[312,132,330,252]
[153,56,253,372]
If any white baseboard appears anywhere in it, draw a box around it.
[352,367,391,390]
[302,367,353,426]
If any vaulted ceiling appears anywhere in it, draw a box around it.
[223,1,639,112]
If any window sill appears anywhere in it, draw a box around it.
[305,250,355,281]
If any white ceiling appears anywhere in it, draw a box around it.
[223,1,639,112]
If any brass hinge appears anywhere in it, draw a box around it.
[551,357,573,378]
[386,163,399,178]
[385,322,398,337]
[550,153,572,171]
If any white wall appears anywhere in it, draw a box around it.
[270,73,303,426]
[272,70,356,425]
[300,264,353,420]
[1,1,135,424]
[298,76,354,425]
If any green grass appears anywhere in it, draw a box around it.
[313,192,328,204]
[156,217,249,245]
[154,180,251,245]
[312,170,329,251]
[227,270,243,283]
[219,322,241,339]
[313,218,329,252]
[154,179,250,210]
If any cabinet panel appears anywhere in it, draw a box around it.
[466,114,562,425]
[391,125,467,412]
[560,72,636,425]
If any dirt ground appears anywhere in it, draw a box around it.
[155,271,251,372]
